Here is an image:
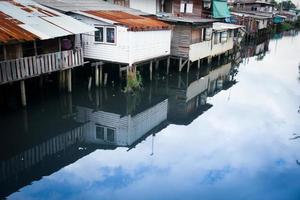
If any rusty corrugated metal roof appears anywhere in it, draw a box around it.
[0,0,95,44]
[83,10,172,31]
[0,11,39,43]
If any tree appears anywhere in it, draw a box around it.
[277,0,296,11]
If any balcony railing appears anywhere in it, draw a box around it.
[0,48,84,85]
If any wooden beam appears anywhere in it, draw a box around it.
[150,61,153,81]
[166,56,170,75]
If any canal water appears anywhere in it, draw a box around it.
[0,32,300,200]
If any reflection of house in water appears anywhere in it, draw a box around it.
[159,60,237,125]
[76,102,168,148]
[0,59,239,198]
[0,89,169,198]
[240,38,270,60]
[0,98,88,198]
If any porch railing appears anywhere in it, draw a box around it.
[0,48,84,85]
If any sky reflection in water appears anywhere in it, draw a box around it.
[6,34,300,200]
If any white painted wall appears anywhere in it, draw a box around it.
[75,99,168,148]
[186,76,209,102]
[83,26,130,64]
[70,13,171,65]
[129,0,157,14]
[189,40,212,62]
[129,30,171,65]
[211,33,234,56]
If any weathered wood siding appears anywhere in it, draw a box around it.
[171,25,191,58]
[0,48,84,85]
[171,0,203,16]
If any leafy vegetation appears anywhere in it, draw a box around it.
[124,69,142,93]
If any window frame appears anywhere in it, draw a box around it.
[94,26,117,45]
[94,26,104,43]
[180,0,193,13]
[95,124,116,143]
[106,27,116,44]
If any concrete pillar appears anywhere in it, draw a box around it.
[150,61,153,81]
[197,59,201,69]
[104,73,108,86]
[119,64,122,79]
[67,69,72,93]
[155,60,159,70]
[166,57,170,75]
[179,57,182,72]
[99,65,103,86]
[95,65,99,87]
[187,60,191,73]
[208,56,212,65]
[88,76,92,91]
[20,80,26,107]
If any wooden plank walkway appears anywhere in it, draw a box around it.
[0,48,84,85]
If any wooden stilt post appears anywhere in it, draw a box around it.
[88,76,92,91]
[179,57,182,72]
[155,60,159,70]
[119,64,122,79]
[187,60,190,73]
[99,65,103,86]
[150,61,153,81]
[104,73,108,86]
[62,70,66,89]
[67,69,72,93]
[20,80,26,107]
[166,56,170,75]
[95,65,99,87]
[39,76,43,88]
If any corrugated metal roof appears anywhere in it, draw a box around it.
[34,0,148,16]
[213,22,244,31]
[0,0,95,43]
[82,10,172,31]
[158,15,216,25]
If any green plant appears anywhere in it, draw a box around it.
[124,70,142,93]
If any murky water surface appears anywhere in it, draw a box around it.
[1,32,300,200]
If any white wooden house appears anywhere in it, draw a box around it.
[75,99,168,148]
[36,0,172,67]
[70,10,172,66]
[211,22,244,56]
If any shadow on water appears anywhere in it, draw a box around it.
[0,32,299,198]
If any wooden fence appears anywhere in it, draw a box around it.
[0,48,84,85]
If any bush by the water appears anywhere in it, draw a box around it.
[124,69,142,93]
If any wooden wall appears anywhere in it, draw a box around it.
[171,25,191,58]
[171,0,203,16]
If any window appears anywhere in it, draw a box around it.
[203,0,211,9]
[180,0,193,13]
[96,126,105,139]
[204,28,212,41]
[95,125,115,143]
[94,26,116,44]
[106,28,115,43]
[107,128,115,142]
[95,27,104,42]
[221,32,228,43]
[214,32,219,44]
